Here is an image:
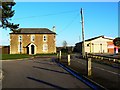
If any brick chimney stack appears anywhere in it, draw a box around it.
[52,26,56,33]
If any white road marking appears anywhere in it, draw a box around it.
[94,66,120,76]
[77,61,85,65]
[75,60,120,76]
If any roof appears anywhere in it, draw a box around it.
[10,28,56,34]
[85,35,104,42]
[0,46,10,48]
[78,35,113,44]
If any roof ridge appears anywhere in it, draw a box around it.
[19,28,50,29]
[10,28,56,34]
[84,35,104,41]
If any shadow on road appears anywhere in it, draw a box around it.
[27,77,68,90]
[33,66,69,75]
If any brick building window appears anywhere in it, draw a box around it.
[31,35,35,42]
[54,35,56,41]
[18,43,22,53]
[43,44,48,52]
[18,35,22,42]
[87,43,90,47]
[43,35,47,42]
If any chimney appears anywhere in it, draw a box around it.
[52,26,56,33]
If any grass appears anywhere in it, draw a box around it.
[1,54,32,60]
[1,53,57,60]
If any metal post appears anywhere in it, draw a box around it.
[80,8,85,58]
[57,54,59,59]
[59,51,61,60]
[68,54,70,65]
[113,59,116,62]
[87,58,92,76]
[85,52,87,59]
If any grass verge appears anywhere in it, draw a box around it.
[1,53,57,60]
[1,54,32,60]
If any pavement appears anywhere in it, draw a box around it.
[2,57,91,89]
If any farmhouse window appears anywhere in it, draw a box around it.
[31,35,35,42]
[43,35,47,42]
[18,35,22,42]
[43,44,48,52]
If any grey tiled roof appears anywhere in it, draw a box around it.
[10,28,56,34]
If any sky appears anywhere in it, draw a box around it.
[0,2,118,47]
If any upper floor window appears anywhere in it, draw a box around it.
[18,35,22,42]
[43,35,47,42]
[31,35,35,42]
[87,43,90,47]
[54,35,56,41]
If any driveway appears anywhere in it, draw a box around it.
[2,57,91,89]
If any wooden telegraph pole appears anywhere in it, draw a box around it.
[80,8,85,58]
[81,8,92,76]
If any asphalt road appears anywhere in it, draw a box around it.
[66,54,120,90]
[2,57,91,89]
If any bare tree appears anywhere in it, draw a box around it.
[63,40,67,49]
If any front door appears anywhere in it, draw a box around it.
[27,47,29,54]
[31,45,34,54]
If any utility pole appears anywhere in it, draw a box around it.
[80,8,85,58]
[79,36,81,42]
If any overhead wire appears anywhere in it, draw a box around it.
[57,13,79,34]
[13,9,79,20]
[12,9,80,35]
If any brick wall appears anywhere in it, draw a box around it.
[10,34,56,54]
[0,46,10,54]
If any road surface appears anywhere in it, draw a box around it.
[65,54,120,90]
[2,57,91,89]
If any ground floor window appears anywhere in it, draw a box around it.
[18,43,22,53]
[43,44,48,52]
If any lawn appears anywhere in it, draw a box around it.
[1,54,32,60]
[1,53,57,60]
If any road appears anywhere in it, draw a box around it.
[2,57,91,89]
[67,54,120,90]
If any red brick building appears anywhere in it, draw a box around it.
[107,42,118,54]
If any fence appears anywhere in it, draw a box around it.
[87,53,120,63]
[0,46,10,54]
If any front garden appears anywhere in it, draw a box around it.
[0,53,57,60]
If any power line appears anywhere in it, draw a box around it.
[57,13,79,34]
[13,9,79,20]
